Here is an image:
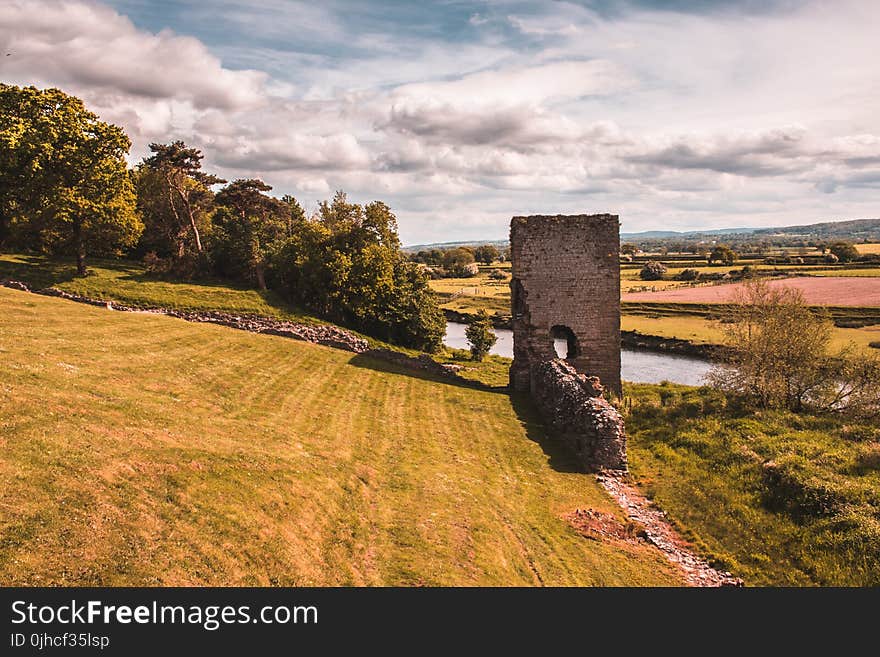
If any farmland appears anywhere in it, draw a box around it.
[622,277,880,306]
[427,258,880,353]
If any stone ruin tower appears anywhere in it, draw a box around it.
[509,214,622,397]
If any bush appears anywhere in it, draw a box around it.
[675,268,700,281]
[761,458,845,519]
[142,251,171,275]
[488,268,508,280]
[639,260,667,281]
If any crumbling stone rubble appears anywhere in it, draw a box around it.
[598,474,743,587]
[529,359,627,471]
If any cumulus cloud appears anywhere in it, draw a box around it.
[626,127,811,176]
[0,0,268,110]
[3,0,879,243]
[392,59,632,108]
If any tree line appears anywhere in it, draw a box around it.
[0,84,444,351]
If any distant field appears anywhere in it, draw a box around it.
[0,287,680,586]
[856,243,880,255]
[622,314,880,353]
[623,277,880,307]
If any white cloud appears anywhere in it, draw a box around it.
[392,59,632,108]
[2,0,879,243]
[0,0,268,110]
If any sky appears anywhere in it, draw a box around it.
[1,0,878,244]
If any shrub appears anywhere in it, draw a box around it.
[488,268,508,280]
[761,458,844,519]
[142,251,171,275]
[639,260,667,281]
[676,268,700,281]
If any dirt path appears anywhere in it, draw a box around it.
[597,474,743,587]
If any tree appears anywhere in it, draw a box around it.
[213,179,289,289]
[271,192,445,351]
[639,260,667,280]
[442,247,477,277]
[474,244,500,264]
[465,310,497,361]
[829,242,859,263]
[620,243,638,255]
[708,245,737,265]
[0,84,142,273]
[281,194,306,238]
[143,141,224,255]
[708,278,880,415]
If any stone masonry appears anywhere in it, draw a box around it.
[509,214,621,396]
[508,214,626,472]
[529,360,627,471]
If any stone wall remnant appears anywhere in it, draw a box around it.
[529,359,627,471]
[508,214,625,471]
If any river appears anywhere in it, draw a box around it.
[443,322,713,386]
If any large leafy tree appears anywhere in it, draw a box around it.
[0,84,142,272]
[143,141,224,255]
[213,179,289,289]
[272,191,444,350]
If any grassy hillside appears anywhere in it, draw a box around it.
[0,287,681,586]
[625,384,880,586]
[0,253,319,323]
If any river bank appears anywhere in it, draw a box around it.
[444,321,714,386]
[443,309,726,360]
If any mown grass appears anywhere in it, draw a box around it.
[0,287,681,586]
[0,253,319,323]
[624,383,880,586]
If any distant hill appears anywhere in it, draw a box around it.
[619,227,758,240]
[405,218,880,250]
[403,239,508,253]
[752,218,880,239]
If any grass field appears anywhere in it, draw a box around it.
[856,243,880,255]
[0,287,681,586]
[0,254,319,323]
[621,314,880,353]
[625,384,880,586]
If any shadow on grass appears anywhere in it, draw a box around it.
[349,352,582,474]
[347,352,507,393]
[0,254,79,288]
[510,392,584,474]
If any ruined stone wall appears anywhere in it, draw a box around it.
[529,360,626,471]
[509,214,621,395]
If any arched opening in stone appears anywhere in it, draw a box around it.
[550,325,579,360]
